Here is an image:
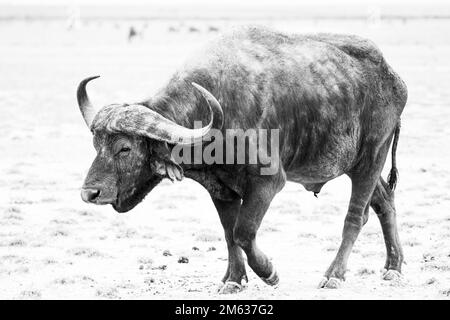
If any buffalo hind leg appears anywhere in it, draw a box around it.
[319,133,395,289]
[318,137,393,289]
[318,175,378,289]
[233,175,284,286]
[370,177,404,280]
[212,196,248,294]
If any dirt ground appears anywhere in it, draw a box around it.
[0,18,449,299]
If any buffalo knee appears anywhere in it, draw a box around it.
[233,226,255,250]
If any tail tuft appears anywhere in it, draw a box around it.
[387,121,401,191]
[387,167,398,191]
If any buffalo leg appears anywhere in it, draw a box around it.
[370,177,404,279]
[318,137,396,289]
[319,134,394,289]
[319,174,379,289]
[212,196,248,294]
[233,176,284,286]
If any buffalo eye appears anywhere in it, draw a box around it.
[118,146,131,155]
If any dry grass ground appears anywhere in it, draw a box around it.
[0,18,449,299]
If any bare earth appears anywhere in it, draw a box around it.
[0,18,449,299]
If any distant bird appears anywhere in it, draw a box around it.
[188,26,200,33]
[208,26,219,33]
[128,26,142,42]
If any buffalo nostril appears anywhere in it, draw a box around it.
[81,188,101,203]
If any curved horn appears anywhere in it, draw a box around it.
[191,82,224,131]
[107,83,223,145]
[77,75,100,128]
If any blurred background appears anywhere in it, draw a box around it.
[0,0,449,299]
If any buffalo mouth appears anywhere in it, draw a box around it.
[112,198,136,213]
[95,198,116,205]
[112,176,163,213]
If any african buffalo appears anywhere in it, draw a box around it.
[77,26,407,293]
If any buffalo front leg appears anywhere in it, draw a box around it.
[212,196,248,294]
[233,176,284,286]
[370,177,404,281]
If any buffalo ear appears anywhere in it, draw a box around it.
[151,142,184,182]
[166,162,183,181]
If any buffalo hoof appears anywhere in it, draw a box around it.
[318,277,343,289]
[382,269,403,281]
[261,268,279,286]
[218,281,244,294]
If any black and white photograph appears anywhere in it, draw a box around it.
[0,0,449,304]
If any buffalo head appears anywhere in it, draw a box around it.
[77,76,223,212]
